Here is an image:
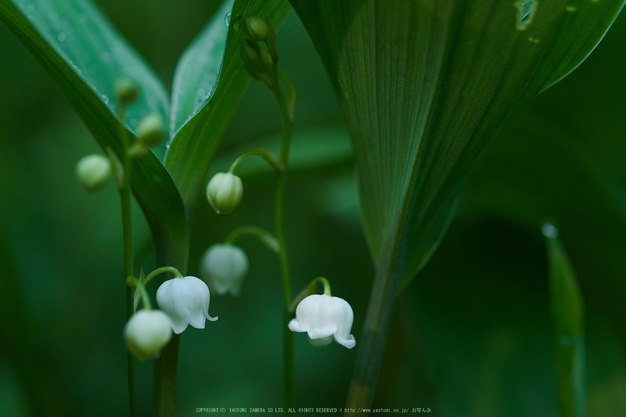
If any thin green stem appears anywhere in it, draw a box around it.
[224,225,279,254]
[127,277,152,310]
[120,146,137,417]
[270,71,295,411]
[288,277,331,314]
[144,266,184,288]
[228,148,283,175]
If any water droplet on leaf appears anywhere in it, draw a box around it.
[516,1,536,30]
[541,223,559,239]
[225,12,231,26]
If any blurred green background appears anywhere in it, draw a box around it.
[1,1,625,416]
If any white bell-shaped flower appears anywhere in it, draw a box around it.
[124,309,172,361]
[200,244,249,297]
[288,294,356,349]
[156,276,218,334]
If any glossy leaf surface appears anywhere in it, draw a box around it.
[0,0,188,268]
[165,0,291,209]
[289,0,625,290]
[289,0,624,409]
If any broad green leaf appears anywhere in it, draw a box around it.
[169,0,234,137]
[289,0,624,408]
[165,0,291,210]
[544,224,586,417]
[290,0,625,291]
[0,0,188,269]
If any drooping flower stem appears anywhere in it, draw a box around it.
[143,266,184,287]
[228,148,283,175]
[269,69,296,411]
[224,226,279,254]
[288,277,332,313]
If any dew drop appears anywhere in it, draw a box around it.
[57,32,66,42]
[224,12,231,26]
[101,94,109,104]
[541,222,559,239]
[515,1,537,30]
[230,15,242,31]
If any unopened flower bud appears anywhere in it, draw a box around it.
[76,154,111,192]
[241,40,272,83]
[114,77,140,105]
[137,113,165,147]
[124,310,172,361]
[241,40,263,66]
[200,244,249,296]
[206,172,243,214]
[244,16,271,42]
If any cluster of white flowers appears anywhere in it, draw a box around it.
[125,239,356,360]
[124,275,218,359]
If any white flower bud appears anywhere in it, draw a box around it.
[289,294,356,349]
[200,244,249,297]
[124,310,173,361]
[114,77,140,105]
[156,276,218,334]
[206,172,243,214]
[137,113,165,147]
[76,154,111,192]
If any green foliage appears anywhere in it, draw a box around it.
[0,0,291,269]
[289,0,625,290]
[0,0,186,268]
[545,229,586,417]
[288,0,625,408]
[165,0,291,208]
[1,0,626,416]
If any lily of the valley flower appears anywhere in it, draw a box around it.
[288,294,356,349]
[156,276,218,334]
[124,309,172,361]
[200,244,249,297]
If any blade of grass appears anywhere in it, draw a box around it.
[543,223,586,417]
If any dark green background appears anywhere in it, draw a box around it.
[1,1,625,416]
